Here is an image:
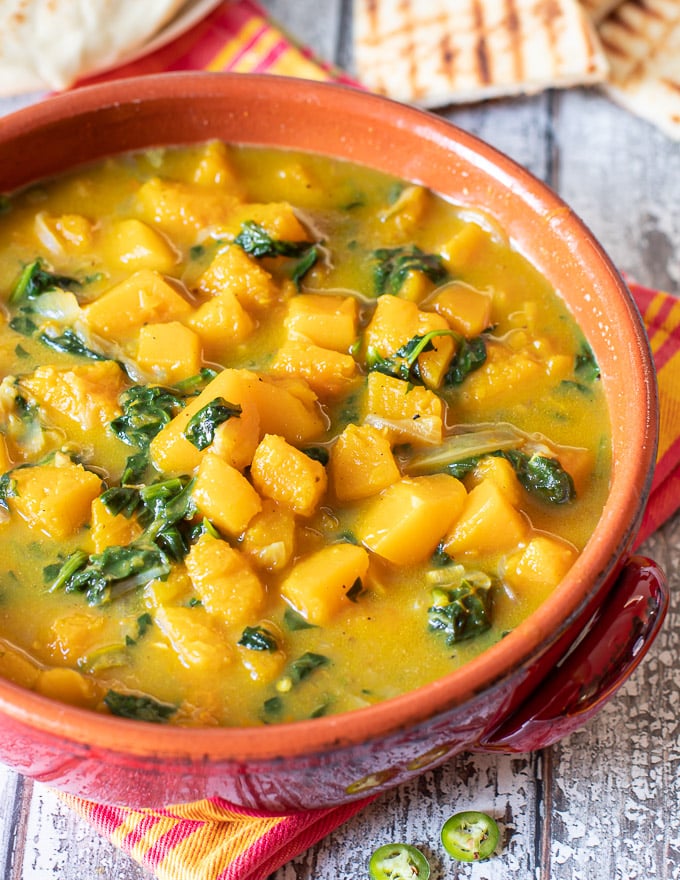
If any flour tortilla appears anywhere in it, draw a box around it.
[578,0,622,24]
[353,0,609,108]
[597,0,680,140]
[0,0,188,95]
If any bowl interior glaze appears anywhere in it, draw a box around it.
[0,73,657,767]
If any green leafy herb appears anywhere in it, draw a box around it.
[372,245,448,297]
[574,342,600,383]
[14,344,29,358]
[291,245,319,290]
[104,690,176,723]
[262,696,283,718]
[120,451,148,486]
[445,335,487,385]
[111,384,185,450]
[9,313,38,337]
[183,397,242,450]
[499,450,575,504]
[234,220,310,258]
[366,329,457,384]
[38,328,106,360]
[428,579,492,645]
[101,486,144,519]
[173,367,218,396]
[283,607,317,631]
[238,625,279,652]
[9,258,80,304]
[302,445,329,465]
[288,651,329,684]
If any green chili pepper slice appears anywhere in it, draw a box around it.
[368,842,430,879]
[441,810,499,861]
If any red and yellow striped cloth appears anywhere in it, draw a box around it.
[50,3,680,878]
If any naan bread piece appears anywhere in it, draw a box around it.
[598,0,680,140]
[353,0,609,107]
[579,0,622,24]
[0,0,188,96]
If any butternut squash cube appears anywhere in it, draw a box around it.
[136,321,202,383]
[84,269,192,341]
[330,423,400,501]
[188,290,255,357]
[154,604,232,671]
[227,201,312,243]
[250,433,327,517]
[0,436,10,474]
[136,177,240,237]
[357,474,467,566]
[11,460,101,539]
[241,498,296,571]
[20,360,127,430]
[35,212,93,254]
[364,371,444,447]
[443,479,528,559]
[440,221,490,272]
[192,453,262,538]
[150,368,261,475]
[196,245,279,311]
[284,294,358,352]
[238,641,287,683]
[281,543,370,625]
[271,341,358,400]
[246,375,325,445]
[459,341,544,406]
[36,667,98,708]
[185,532,264,628]
[89,496,142,554]
[467,455,523,507]
[504,535,578,594]
[379,184,431,240]
[428,281,492,338]
[0,639,41,689]
[191,140,241,190]
[102,218,178,273]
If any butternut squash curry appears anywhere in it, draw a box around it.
[0,142,611,726]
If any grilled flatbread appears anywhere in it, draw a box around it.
[597,0,680,139]
[353,0,609,107]
[578,0,622,24]
[0,0,187,95]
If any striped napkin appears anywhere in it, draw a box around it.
[48,3,680,878]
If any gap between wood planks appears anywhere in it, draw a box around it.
[5,774,33,880]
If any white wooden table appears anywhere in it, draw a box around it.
[1,2,679,877]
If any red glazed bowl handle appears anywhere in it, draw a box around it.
[477,556,668,752]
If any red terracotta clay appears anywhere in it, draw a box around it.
[0,73,666,811]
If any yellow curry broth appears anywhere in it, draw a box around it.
[0,142,611,727]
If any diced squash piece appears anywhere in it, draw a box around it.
[35,667,98,707]
[443,479,528,558]
[250,434,327,517]
[35,212,93,254]
[440,221,490,272]
[504,535,578,594]
[357,474,466,566]
[0,639,41,689]
[192,453,262,538]
[330,424,400,501]
[89,496,142,554]
[47,612,107,664]
[144,568,193,609]
[150,368,261,474]
[281,543,370,625]
[284,294,358,352]
[467,455,523,507]
[102,218,178,273]
[227,201,312,243]
[136,321,202,383]
[271,341,358,399]
[238,640,287,683]
[195,245,279,311]
[0,435,12,473]
[364,295,454,389]
[154,604,232,671]
[10,460,101,539]
[246,375,325,445]
[554,446,595,496]
[428,281,492,338]
[185,532,264,628]
[364,371,444,447]
[84,269,192,340]
[379,185,431,239]
[240,498,296,571]
[459,341,544,406]
[188,290,255,357]
[20,360,126,429]
[191,140,241,189]
[136,177,241,237]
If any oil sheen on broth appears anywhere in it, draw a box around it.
[0,143,611,727]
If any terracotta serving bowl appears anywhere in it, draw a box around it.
[0,73,667,812]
